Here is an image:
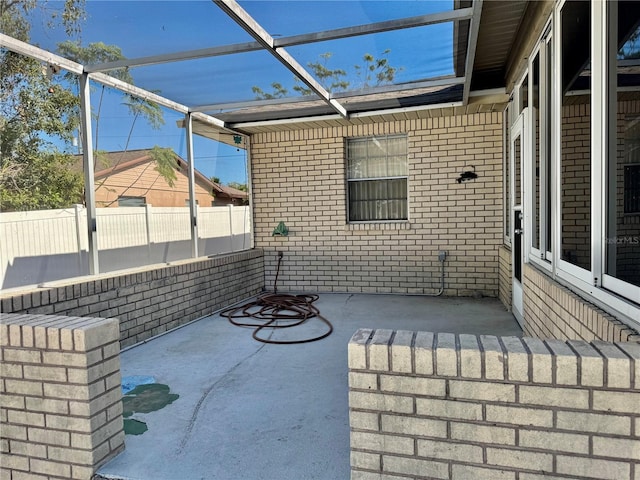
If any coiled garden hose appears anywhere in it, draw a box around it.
[220,253,333,344]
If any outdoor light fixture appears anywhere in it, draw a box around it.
[456,165,478,184]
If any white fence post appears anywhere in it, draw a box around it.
[228,204,235,252]
[74,204,84,273]
[145,204,153,262]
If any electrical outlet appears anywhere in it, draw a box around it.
[438,251,447,262]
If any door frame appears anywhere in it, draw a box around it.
[510,110,528,326]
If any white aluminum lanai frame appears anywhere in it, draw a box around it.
[0,0,484,275]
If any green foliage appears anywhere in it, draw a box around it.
[211,176,221,184]
[122,94,165,130]
[354,49,402,89]
[1,2,84,212]
[149,146,178,188]
[58,40,165,130]
[252,82,288,99]
[0,0,85,41]
[227,181,248,192]
[0,151,83,211]
[93,150,111,170]
[253,50,400,99]
[292,52,348,96]
[1,1,168,210]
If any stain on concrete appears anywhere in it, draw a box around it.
[124,418,148,435]
[123,383,179,435]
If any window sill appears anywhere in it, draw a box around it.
[345,221,411,231]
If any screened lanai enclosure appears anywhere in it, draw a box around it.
[0,0,487,289]
[3,2,640,480]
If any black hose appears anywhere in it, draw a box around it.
[220,253,333,344]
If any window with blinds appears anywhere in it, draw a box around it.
[346,135,408,222]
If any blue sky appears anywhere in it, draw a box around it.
[28,0,454,184]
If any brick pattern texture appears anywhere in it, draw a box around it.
[0,314,123,480]
[0,250,264,348]
[523,264,640,343]
[498,245,512,310]
[251,113,503,297]
[348,328,640,480]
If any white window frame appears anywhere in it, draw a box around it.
[345,134,409,224]
[503,103,512,247]
[526,25,554,273]
[520,0,640,327]
[554,0,595,288]
[513,72,529,265]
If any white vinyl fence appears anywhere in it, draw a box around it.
[0,205,251,289]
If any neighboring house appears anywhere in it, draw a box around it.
[91,149,247,207]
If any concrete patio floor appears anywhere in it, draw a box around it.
[97,293,522,480]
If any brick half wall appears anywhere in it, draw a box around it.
[523,264,640,343]
[348,328,640,480]
[1,314,123,480]
[498,245,512,311]
[1,250,265,349]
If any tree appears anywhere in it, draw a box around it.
[227,181,247,192]
[1,0,86,210]
[253,51,401,100]
[291,52,348,96]
[251,82,288,100]
[354,49,402,89]
[0,1,168,211]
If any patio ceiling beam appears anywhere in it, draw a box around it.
[84,42,260,73]
[0,33,83,74]
[87,72,244,135]
[0,33,245,136]
[229,100,464,129]
[192,76,464,113]
[89,72,191,114]
[462,0,483,105]
[192,95,317,114]
[84,8,473,73]
[213,0,348,119]
[276,8,473,47]
[333,76,465,98]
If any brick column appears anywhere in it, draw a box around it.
[1,314,124,480]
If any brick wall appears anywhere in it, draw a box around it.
[1,250,264,348]
[498,245,512,310]
[251,113,503,297]
[348,328,640,480]
[560,102,592,271]
[523,264,640,343]
[1,314,123,479]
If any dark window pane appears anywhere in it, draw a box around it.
[560,1,591,271]
[606,1,640,288]
[118,196,146,207]
[348,179,407,221]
